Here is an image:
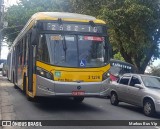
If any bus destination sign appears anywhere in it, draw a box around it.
[46,23,104,33]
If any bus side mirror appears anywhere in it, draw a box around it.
[31,28,37,45]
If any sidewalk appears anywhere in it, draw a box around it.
[0,77,2,129]
[0,75,16,129]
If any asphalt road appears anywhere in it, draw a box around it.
[0,74,159,129]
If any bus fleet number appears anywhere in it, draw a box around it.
[88,76,100,80]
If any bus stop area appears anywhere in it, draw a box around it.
[0,74,17,129]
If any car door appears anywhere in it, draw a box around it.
[126,75,142,106]
[117,75,131,101]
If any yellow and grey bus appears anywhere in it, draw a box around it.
[7,12,110,102]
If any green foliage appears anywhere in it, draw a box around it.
[3,0,72,43]
[100,0,160,73]
[113,52,125,61]
[3,0,160,74]
[150,64,160,77]
[70,0,109,16]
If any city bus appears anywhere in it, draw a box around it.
[109,59,136,81]
[7,12,110,102]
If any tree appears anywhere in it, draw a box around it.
[113,52,125,61]
[100,0,160,73]
[3,0,160,73]
[3,0,72,44]
[70,0,110,16]
[150,64,160,77]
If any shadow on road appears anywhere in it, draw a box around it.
[33,96,105,113]
[118,103,160,119]
[1,75,105,114]
[12,85,105,114]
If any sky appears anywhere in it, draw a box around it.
[1,0,160,68]
[153,59,160,66]
[4,0,19,7]
[1,0,19,59]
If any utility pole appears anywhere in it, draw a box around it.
[0,0,4,59]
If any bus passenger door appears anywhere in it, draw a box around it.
[17,41,23,87]
[27,32,37,97]
[27,33,34,93]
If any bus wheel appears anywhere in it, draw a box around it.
[14,84,18,89]
[73,97,84,103]
[23,74,26,94]
[13,72,18,89]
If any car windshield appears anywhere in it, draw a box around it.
[44,34,107,68]
[141,76,160,89]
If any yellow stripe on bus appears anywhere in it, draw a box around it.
[36,61,110,82]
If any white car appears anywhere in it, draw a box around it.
[0,59,6,71]
[109,73,160,117]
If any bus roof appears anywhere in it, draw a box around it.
[10,12,106,51]
[110,59,135,67]
[32,12,105,24]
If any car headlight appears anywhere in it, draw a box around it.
[102,71,110,81]
[37,67,53,80]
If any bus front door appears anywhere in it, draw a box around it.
[27,33,35,94]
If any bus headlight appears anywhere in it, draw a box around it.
[37,67,53,80]
[102,71,110,81]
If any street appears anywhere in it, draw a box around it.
[0,73,159,129]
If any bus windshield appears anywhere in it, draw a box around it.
[38,34,107,68]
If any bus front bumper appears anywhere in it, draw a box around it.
[36,75,110,97]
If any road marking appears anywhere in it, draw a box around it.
[155,126,160,129]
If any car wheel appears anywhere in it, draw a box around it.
[110,92,119,106]
[73,97,84,103]
[143,99,155,117]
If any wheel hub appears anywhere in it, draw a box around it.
[111,94,116,103]
[144,102,151,114]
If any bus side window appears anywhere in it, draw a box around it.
[17,43,21,65]
[23,36,27,65]
[26,33,30,65]
[37,35,50,63]
[20,40,23,65]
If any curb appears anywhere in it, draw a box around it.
[0,75,17,129]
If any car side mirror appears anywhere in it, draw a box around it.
[134,84,143,89]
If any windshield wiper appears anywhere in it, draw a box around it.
[62,35,67,61]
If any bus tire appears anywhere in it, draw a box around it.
[73,97,84,103]
[12,72,14,83]
[23,74,26,94]
[13,85,18,89]
[13,72,18,89]
[14,84,18,89]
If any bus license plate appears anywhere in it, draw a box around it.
[72,91,85,96]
